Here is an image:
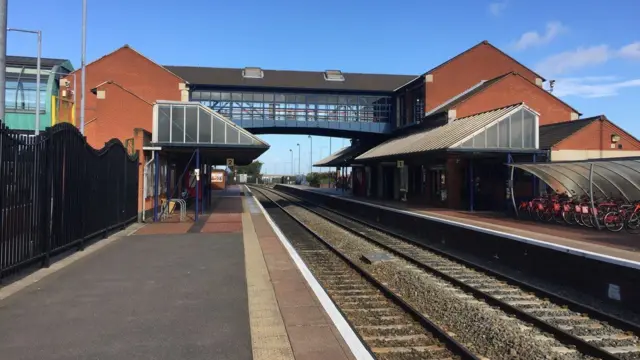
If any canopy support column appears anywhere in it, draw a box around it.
[532,153,537,197]
[589,163,601,230]
[195,148,201,222]
[469,158,474,212]
[153,153,160,222]
[510,165,517,217]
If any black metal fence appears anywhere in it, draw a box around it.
[0,122,139,279]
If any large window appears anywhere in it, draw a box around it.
[192,91,392,123]
[456,109,538,149]
[5,70,48,113]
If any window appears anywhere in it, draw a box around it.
[324,70,345,82]
[194,91,392,124]
[242,67,264,79]
[456,108,538,149]
[5,72,47,112]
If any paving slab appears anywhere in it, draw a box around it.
[0,232,251,360]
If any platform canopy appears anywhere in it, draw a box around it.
[314,143,365,167]
[356,103,539,161]
[508,157,640,202]
[151,101,269,165]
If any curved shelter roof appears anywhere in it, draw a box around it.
[509,157,640,202]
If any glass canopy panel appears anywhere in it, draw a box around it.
[562,163,613,198]
[185,106,198,143]
[456,108,538,150]
[153,103,266,147]
[157,105,171,142]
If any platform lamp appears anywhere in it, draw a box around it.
[308,135,313,174]
[297,143,301,176]
[289,149,293,176]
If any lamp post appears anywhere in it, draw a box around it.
[289,149,293,176]
[297,143,301,175]
[0,0,7,120]
[308,135,313,174]
[7,28,41,135]
[80,0,87,135]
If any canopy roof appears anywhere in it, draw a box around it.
[313,143,367,167]
[356,103,539,161]
[509,157,640,202]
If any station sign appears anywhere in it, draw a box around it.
[226,158,235,167]
[397,160,404,168]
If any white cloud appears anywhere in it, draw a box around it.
[553,76,640,98]
[535,45,611,76]
[513,22,568,51]
[489,0,508,16]
[619,42,640,60]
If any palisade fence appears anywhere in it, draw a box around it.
[0,122,139,280]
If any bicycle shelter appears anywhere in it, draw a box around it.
[506,157,640,226]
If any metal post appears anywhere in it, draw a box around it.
[153,152,159,222]
[195,148,200,222]
[469,158,474,212]
[532,153,537,197]
[35,30,41,135]
[79,0,87,135]
[0,0,7,121]
[289,149,293,176]
[589,163,601,230]
[73,72,77,125]
[297,143,301,175]
[510,165,518,217]
[308,135,312,174]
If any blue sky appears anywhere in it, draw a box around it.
[7,0,640,174]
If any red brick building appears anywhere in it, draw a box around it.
[354,40,640,210]
[61,45,189,218]
[62,45,186,149]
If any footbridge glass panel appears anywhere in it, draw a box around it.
[153,101,267,146]
[192,90,393,135]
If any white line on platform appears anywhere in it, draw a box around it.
[284,185,640,271]
[247,185,374,360]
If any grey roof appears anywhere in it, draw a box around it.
[357,103,525,160]
[538,116,601,149]
[6,55,72,70]
[313,144,369,167]
[509,157,640,203]
[164,65,417,92]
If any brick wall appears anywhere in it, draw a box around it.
[426,42,541,112]
[85,82,153,149]
[555,119,640,151]
[454,74,576,125]
[62,46,183,146]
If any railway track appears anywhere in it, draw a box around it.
[251,187,479,360]
[252,185,640,360]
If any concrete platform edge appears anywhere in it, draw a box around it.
[0,222,146,302]
[248,186,374,360]
[281,184,640,270]
[241,209,296,360]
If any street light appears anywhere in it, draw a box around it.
[289,149,293,176]
[296,143,301,176]
[80,0,87,135]
[308,135,313,174]
[7,27,42,135]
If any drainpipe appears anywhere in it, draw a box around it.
[141,147,161,222]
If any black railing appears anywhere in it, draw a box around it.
[0,122,139,279]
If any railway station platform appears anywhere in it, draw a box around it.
[281,184,640,264]
[0,185,361,360]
